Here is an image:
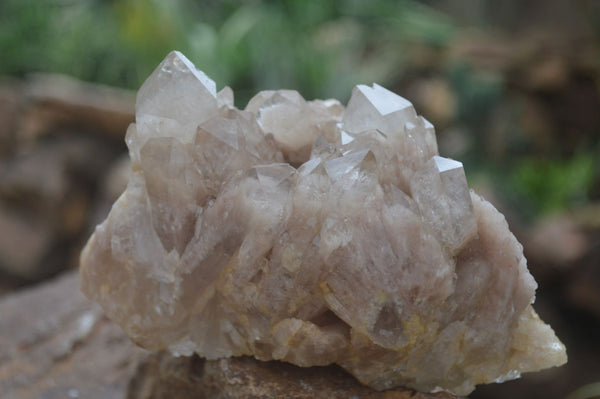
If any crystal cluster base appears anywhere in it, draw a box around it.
[80,51,566,396]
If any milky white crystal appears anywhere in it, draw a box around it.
[80,51,567,396]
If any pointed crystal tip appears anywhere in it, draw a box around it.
[433,156,462,173]
[80,50,567,398]
[357,83,413,116]
[162,51,217,97]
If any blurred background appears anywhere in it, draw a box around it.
[0,1,599,398]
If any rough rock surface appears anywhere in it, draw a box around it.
[80,51,567,396]
[128,352,461,399]
[0,271,146,399]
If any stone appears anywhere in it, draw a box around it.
[128,352,462,399]
[0,73,134,282]
[0,270,147,399]
[18,73,134,145]
[0,203,54,278]
[0,134,119,280]
[80,51,567,396]
[524,214,590,268]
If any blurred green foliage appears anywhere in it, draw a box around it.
[510,151,596,218]
[0,0,456,104]
[1,0,598,219]
[0,0,137,87]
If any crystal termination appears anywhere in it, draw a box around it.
[80,51,567,396]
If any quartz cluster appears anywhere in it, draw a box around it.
[80,51,567,396]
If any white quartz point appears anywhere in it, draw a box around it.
[435,156,461,173]
[324,149,372,181]
[253,163,297,188]
[342,83,418,135]
[136,51,218,142]
[199,116,239,150]
[339,126,355,145]
[411,155,477,253]
[217,86,234,109]
[250,90,320,164]
[298,157,323,176]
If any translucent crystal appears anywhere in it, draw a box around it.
[342,83,417,135]
[247,90,343,164]
[217,86,234,109]
[136,51,219,144]
[80,51,567,396]
[324,149,372,180]
[411,156,477,254]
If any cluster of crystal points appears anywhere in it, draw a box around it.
[80,51,567,395]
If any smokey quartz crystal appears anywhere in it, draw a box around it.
[80,51,567,396]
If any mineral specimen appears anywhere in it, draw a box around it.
[80,51,567,396]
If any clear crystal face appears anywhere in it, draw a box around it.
[80,51,567,396]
